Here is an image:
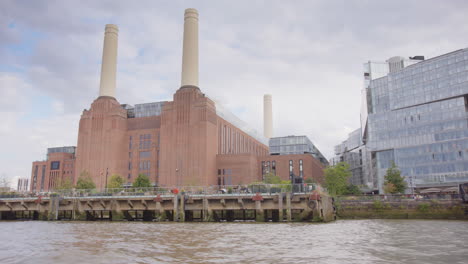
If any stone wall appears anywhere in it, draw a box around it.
[336,198,468,220]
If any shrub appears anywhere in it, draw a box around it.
[373,200,384,211]
[418,203,430,213]
[132,174,151,188]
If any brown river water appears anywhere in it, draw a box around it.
[0,220,467,264]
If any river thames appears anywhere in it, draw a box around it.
[0,220,467,264]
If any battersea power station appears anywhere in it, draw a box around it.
[30,9,326,192]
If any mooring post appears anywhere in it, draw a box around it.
[255,200,265,222]
[173,195,179,222]
[48,195,60,221]
[155,201,165,221]
[286,192,292,222]
[278,193,284,221]
[203,197,213,222]
[179,194,185,222]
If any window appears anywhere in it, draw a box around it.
[40,165,46,191]
[299,159,303,177]
[139,140,151,149]
[51,161,60,170]
[139,161,150,170]
[289,160,293,178]
[140,151,151,158]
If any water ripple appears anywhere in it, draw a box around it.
[0,220,467,264]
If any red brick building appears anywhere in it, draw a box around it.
[31,147,76,192]
[259,154,325,184]
[30,9,324,192]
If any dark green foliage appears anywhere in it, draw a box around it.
[324,162,352,196]
[132,174,151,188]
[384,163,407,194]
[304,178,316,184]
[418,203,430,212]
[344,184,362,195]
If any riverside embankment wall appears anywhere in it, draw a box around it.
[336,196,468,220]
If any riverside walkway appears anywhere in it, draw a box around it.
[0,184,336,222]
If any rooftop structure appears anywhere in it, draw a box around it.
[269,135,328,166]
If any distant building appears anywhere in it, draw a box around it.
[257,135,327,184]
[269,135,328,166]
[17,178,29,192]
[333,129,372,189]
[259,153,325,184]
[31,147,76,192]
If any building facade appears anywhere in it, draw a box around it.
[30,9,326,192]
[259,154,325,184]
[262,135,326,184]
[269,135,328,166]
[17,178,29,192]
[332,129,371,188]
[31,147,76,192]
[335,49,468,193]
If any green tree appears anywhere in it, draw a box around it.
[343,184,362,195]
[263,172,282,184]
[76,171,96,190]
[383,182,396,194]
[384,163,407,194]
[132,173,151,188]
[324,162,352,196]
[304,178,316,184]
[55,178,74,190]
[107,174,124,189]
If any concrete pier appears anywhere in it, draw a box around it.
[0,192,336,222]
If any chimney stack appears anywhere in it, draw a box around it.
[99,24,119,98]
[181,8,199,88]
[264,94,273,138]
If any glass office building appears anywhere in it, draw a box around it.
[270,135,329,166]
[366,49,468,192]
[333,129,372,188]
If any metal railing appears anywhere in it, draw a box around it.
[0,184,321,199]
[336,193,461,202]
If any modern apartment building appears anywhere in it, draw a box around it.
[335,49,468,193]
[368,49,468,192]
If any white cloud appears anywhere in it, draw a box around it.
[1,0,468,186]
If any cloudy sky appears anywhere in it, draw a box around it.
[1,0,468,186]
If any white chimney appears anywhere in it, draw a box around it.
[181,8,199,88]
[99,24,119,98]
[264,94,273,138]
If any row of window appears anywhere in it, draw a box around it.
[261,160,304,178]
[139,161,151,170]
[140,134,151,140]
[218,123,268,156]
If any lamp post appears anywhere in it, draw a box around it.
[105,167,109,191]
